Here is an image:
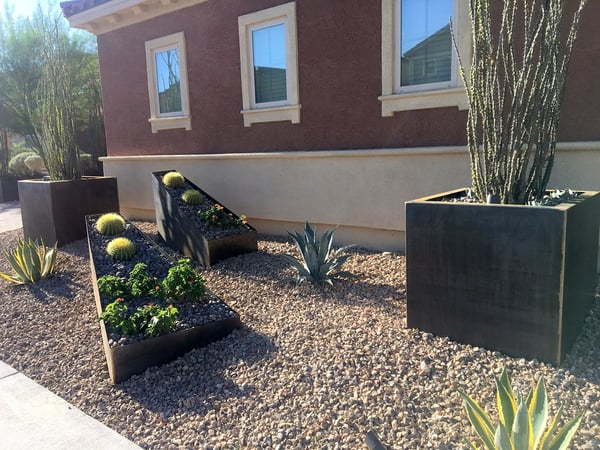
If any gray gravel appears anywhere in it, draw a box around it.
[0,222,599,449]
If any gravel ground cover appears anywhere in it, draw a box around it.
[0,222,599,449]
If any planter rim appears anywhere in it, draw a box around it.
[18,176,117,184]
[407,187,600,211]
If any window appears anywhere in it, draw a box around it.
[145,32,191,133]
[379,0,470,116]
[238,2,300,127]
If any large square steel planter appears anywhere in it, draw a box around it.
[406,188,600,364]
[152,170,257,267]
[86,214,242,384]
[19,176,119,246]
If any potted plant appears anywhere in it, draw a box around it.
[152,170,257,266]
[86,212,242,383]
[405,0,598,364]
[15,12,118,246]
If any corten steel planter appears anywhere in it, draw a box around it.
[0,175,20,203]
[152,170,257,267]
[86,214,242,384]
[405,188,600,364]
[19,176,119,246]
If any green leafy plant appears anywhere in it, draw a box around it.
[95,212,126,236]
[161,258,206,301]
[181,189,204,205]
[8,151,40,177]
[131,303,179,337]
[282,222,355,285]
[459,369,585,450]
[162,171,185,188]
[97,274,130,300]
[126,262,163,299]
[0,238,57,285]
[106,237,136,261]
[98,298,137,335]
[198,203,246,229]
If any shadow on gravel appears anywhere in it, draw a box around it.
[116,327,277,417]
[16,269,89,303]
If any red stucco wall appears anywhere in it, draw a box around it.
[96,0,600,157]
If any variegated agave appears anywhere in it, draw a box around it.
[0,238,57,285]
[460,369,584,450]
[282,222,356,286]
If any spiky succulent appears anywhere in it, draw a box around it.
[95,212,126,236]
[460,368,585,450]
[106,237,136,261]
[282,222,356,285]
[162,171,185,188]
[181,189,204,206]
[0,238,57,285]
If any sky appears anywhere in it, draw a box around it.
[2,0,52,19]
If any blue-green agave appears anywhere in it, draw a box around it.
[0,238,58,285]
[282,222,355,285]
[460,369,585,450]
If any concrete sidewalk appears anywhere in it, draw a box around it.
[0,205,141,450]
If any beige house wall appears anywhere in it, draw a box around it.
[102,142,600,251]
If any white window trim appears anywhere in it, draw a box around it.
[145,32,191,133]
[379,0,471,116]
[238,2,301,127]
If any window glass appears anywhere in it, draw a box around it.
[252,23,287,104]
[400,0,452,87]
[155,48,182,114]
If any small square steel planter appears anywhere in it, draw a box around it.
[19,176,119,246]
[152,170,257,267]
[406,188,600,364]
[86,214,242,384]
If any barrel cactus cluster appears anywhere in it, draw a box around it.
[162,171,185,188]
[95,212,126,236]
[106,237,136,261]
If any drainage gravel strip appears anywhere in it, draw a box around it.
[0,222,599,449]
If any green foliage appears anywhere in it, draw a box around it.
[95,212,126,236]
[24,154,44,173]
[126,263,163,299]
[460,368,585,450]
[282,222,356,286]
[8,151,39,177]
[97,275,129,300]
[131,303,179,337]
[161,258,206,301]
[98,298,135,335]
[0,5,103,180]
[106,237,136,261]
[162,171,185,188]
[181,189,204,206]
[461,0,589,203]
[0,238,57,285]
[198,203,246,229]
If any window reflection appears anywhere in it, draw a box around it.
[155,48,182,114]
[252,23,287,104]
[401,0,452,87]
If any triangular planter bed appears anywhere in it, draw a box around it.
[152,170,257,267]
[86,213,242,384]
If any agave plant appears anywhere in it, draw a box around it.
[460,369,584,450]
[282,222,355,285]
[0,238,58,285]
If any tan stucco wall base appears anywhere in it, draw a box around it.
[102,143,600,251]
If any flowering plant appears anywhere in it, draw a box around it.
[198,203,247,229]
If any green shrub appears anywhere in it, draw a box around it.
[8,151,39,177]
[282,222,356,285]
[97,275,129,300]
[198,203,246,229]
[24,154,44,173]
[460,368,585,450]
[98,300,178,338]
[106,237,136,261]
[0,238,58,285]
[98,299,136,335]
[126,263,163,299]
[161,258,206,301]
[95,213,126,236]
[162,171,185,188]
[181,189,204,206]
